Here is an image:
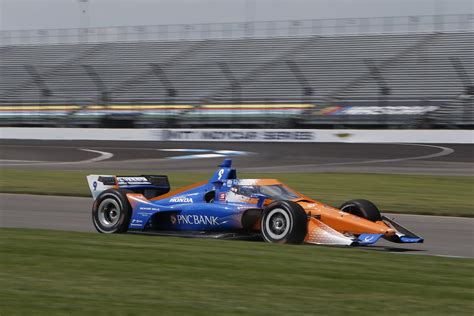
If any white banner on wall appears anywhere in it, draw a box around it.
[1,128,473,144]
[156,129,315,142]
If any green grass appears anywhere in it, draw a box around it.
[1,169,472,217]
[0,228,472,315]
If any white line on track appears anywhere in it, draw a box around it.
[158,148,252,160]
[159,149,212,152]
[0,159,47,163]
[243,143,455,170]
[343,143,455,164]
[0,143,455,167]
[79,149,114,163]
[298,143,454,167]
[0,149,114,166]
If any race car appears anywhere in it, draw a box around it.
[86,159,423,246]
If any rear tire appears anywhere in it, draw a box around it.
[92,189,132,233]
[261,201,307,244]
[339,199,382,222]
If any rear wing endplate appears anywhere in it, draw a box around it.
[86,175,170,200]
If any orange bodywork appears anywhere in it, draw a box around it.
[250,197,395,238]
[253,180,395,238]
[297,200,395,237]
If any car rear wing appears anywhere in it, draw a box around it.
[86,175,170,200]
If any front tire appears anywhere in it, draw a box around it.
[92,189,132,233]
[261,201,307,244]
[339,199,382,222]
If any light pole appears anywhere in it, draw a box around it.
[434,0,443,31]
[245,0,256,36]
[78,0,90,42]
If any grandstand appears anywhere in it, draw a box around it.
[0,14,472,128]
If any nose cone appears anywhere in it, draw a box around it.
[301,201,396,236]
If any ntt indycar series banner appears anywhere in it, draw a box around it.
[1,128,473,143]
[158,129,314,142]
[155,129,474,143]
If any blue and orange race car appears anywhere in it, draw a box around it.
[86,159,423,246]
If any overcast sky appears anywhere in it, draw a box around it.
[0,0,472,31]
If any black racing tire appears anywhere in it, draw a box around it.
[339,199,382,222]
[261,200,308,244]
[92,189,133,233]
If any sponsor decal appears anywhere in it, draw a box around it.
[338,106,439,116]
[317,106,343,115]
[335,133,352,139]
[217,169,225,180]
[169,196,193,203]
[170,214,177,225]
[92,181,98,191]
[218,192,226,201]
[262,131,312,140]
[363,235,375,242]
[161,129,314,141]
[202,131,258,140]
[139,207,155,211]
[226,180,233,187]
[117,176,151,185]
[358,234,383,244]
[177,214,219,225]
[138,212,152,217]
[130,219,144,226]
[161,130,196,140]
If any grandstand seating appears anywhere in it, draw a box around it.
[426,95,473,128]
[0,30,472,127]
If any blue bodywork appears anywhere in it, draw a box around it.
[356,234,384,245]
[126,159,256,232]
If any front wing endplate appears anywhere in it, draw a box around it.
[305,217,354,246]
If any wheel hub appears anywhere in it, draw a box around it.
[97,198,121,228]
[263,207,293,241]
[270,214,287,234]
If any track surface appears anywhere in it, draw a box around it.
[1,140,472,175]
[0,140,472,258]
[1,193,472,258]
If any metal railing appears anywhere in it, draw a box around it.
[1,14,473,46]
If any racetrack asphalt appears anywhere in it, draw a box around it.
[1,140,473,175]
[0,140,472,258]
[1,193,472,258]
